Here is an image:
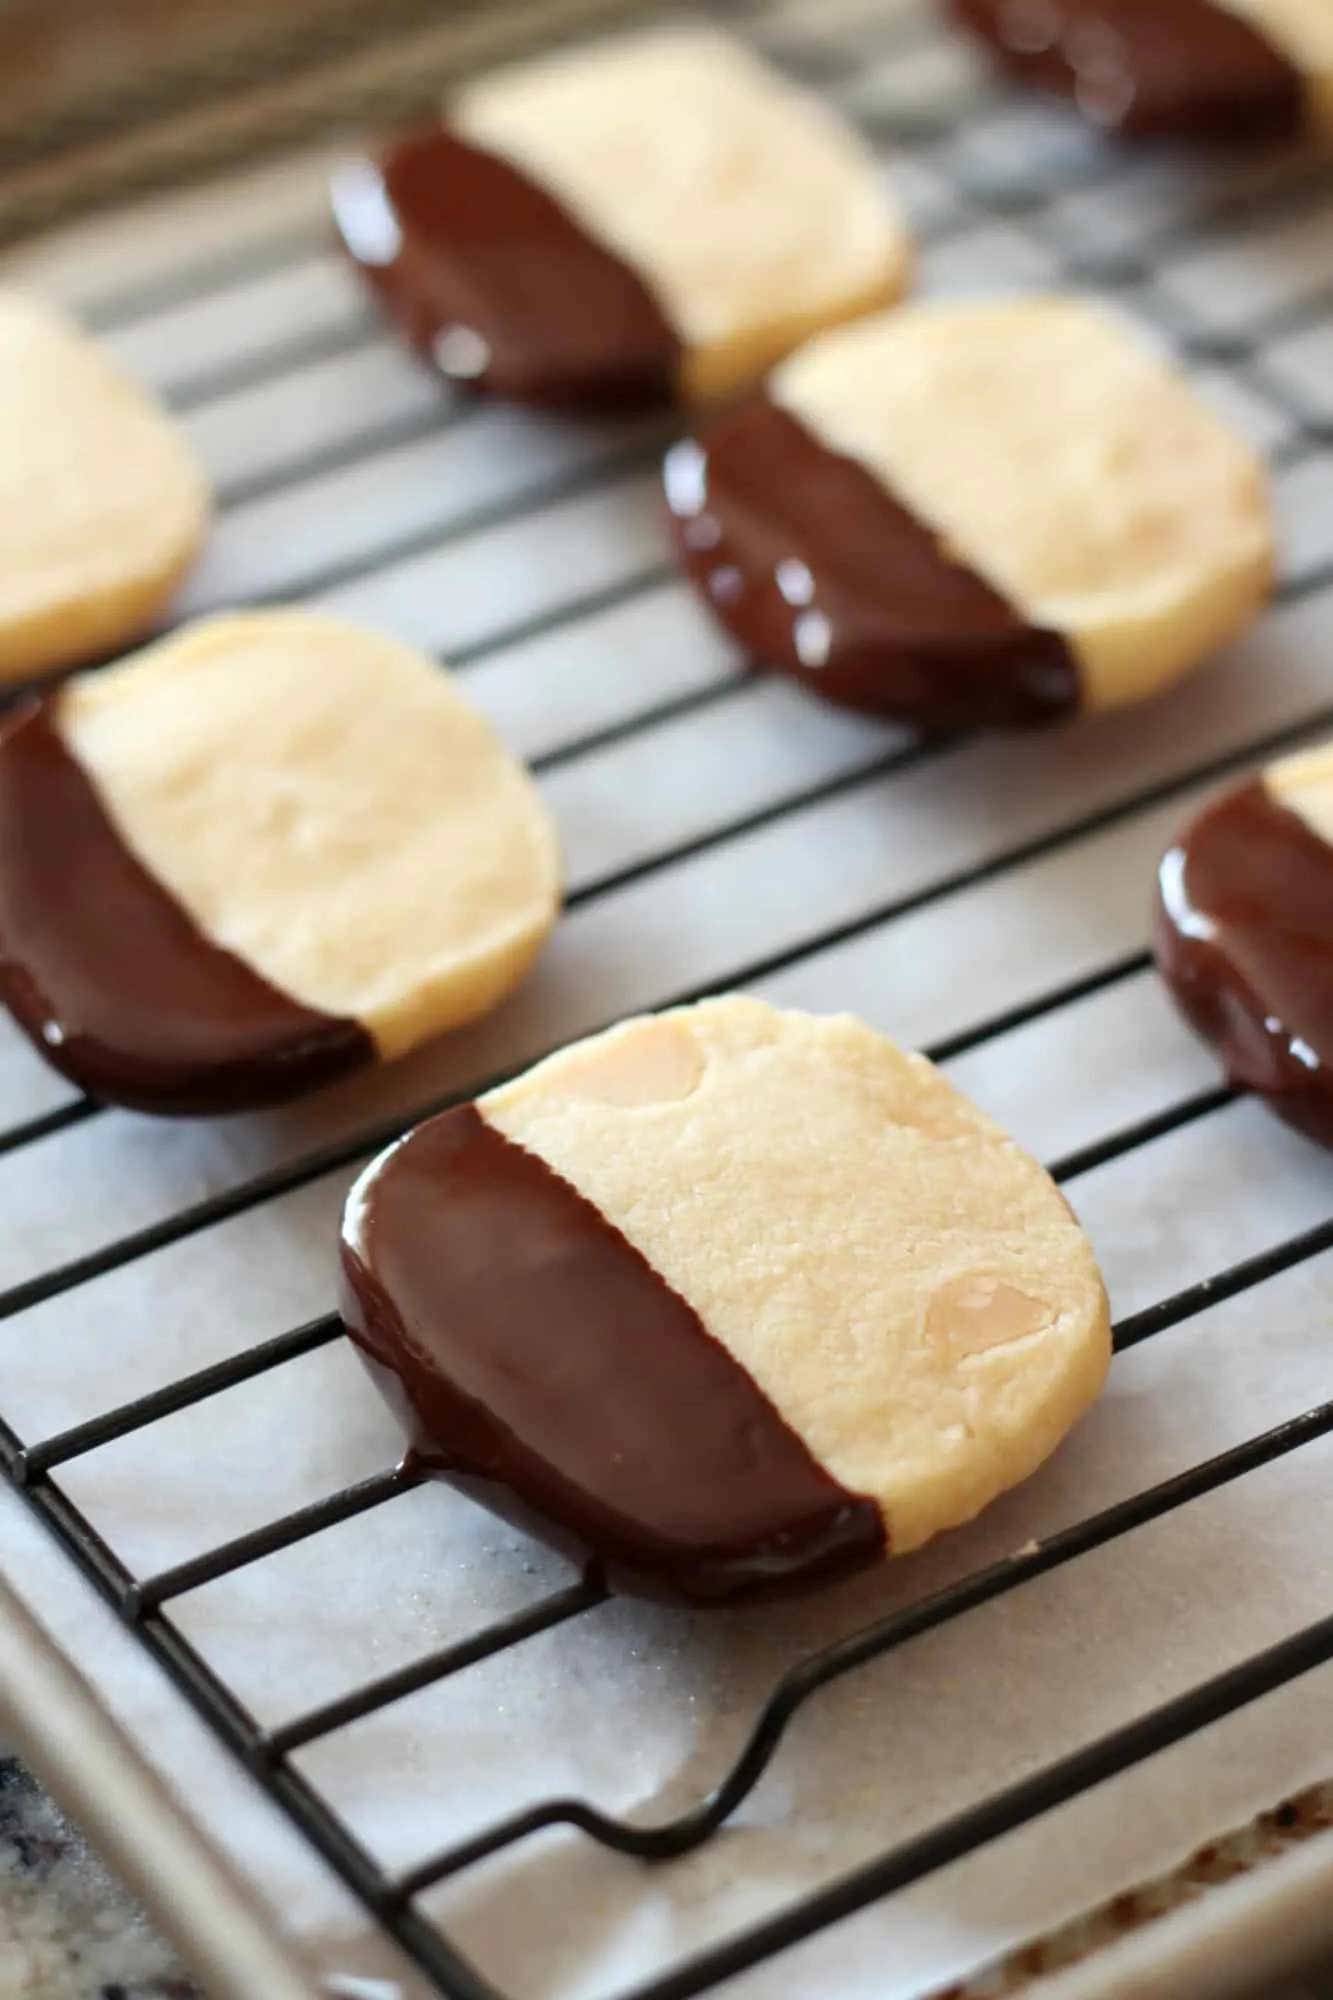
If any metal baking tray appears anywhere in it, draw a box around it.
[4,0,1333,1995]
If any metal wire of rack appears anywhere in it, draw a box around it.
[4,2,1333,1996]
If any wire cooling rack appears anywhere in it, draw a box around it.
[6,1,1333,1995]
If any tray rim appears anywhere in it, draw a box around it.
[1040,1821,1333,2000]
[0,1568,323,2000]
[4,1549,1333,2000]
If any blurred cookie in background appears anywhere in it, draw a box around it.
[334,27,912,409]
[948,0,1330,142]
[666,296,1274,732]
[0,292,209,684]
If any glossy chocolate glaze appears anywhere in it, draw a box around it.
[333,125,680,408]
[949,0,1304,142]
[341,1104,886,1606]
[0,703,373,1116]
[666,398,1079,731]
[1155,779,1333,1148]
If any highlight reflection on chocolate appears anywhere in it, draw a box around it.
[332,126,680,408]
[0,702,373,1116]
[665,398,1079,731]
[1155,780,1333,1148]
[340,1104,885,1606]
[949,0,1304,142]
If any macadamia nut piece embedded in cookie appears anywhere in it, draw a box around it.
[342,998,1111,1602]
[0,292,209,683]
[337,27,911,408]
[668,297,1274,730]
[0,612,560,1114]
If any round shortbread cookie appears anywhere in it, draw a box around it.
[0,612,559,1114]
[333,27,910,408]
[341,997,1111,1604]
[1157,741,1333,1149]
[949,0,1330,142]
[0,292,209,685]
[666,297,1273,730]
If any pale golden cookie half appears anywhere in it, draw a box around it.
[667,297,1275,730]
[0,612,560,1114]
[0,292,209,684]
[334,27,911,408]
[341,998,1112,1604]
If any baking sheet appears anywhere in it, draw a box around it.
[4,1,1333,1995]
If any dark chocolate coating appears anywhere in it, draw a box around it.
[332,125,680,408]
[340,1104,886,1606]
[1155,778,1333,1149]
[665,397,1080,732]
[948,0,1304,142]
[0,702,373,1116]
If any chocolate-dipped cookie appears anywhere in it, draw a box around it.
[0,292,209,684]
[947,0,1328,143]
[333,27,911,409]
[341,998,1111,1605]
[0,612,559,1115]
[665,297,1274,733]
[1156,744,1333,1149]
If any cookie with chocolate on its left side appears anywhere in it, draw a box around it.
[332,26,912,409]
[1155,741,1333,1151]
[341,997,1111,1607]
[947,0,1331,145]
[0,292,209,685]
[0,613,560,1115]
[666,296,1275,734]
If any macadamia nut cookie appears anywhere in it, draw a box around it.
[341,997,1111,1605]
[0,612,559,1114]
[948,0,1330,143]
[666,297,1273,731]
[0,292,209,684]
[1157,741,1333,1149]
[333,27,911,408]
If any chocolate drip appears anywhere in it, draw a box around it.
[666,398,1079,731]
[340,1105,885,1606]
[1155,779,1333,1148]
[333,125,680,408]
[949,0,1304,142]
[0,703,373,1116]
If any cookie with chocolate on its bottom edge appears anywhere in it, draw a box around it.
[0,292,209,685]
[0,612,559,1115]
[1156,744,1333,1150]
[666,297,1274,734]
[332,26,911,409]
[340,998,1111,1606]
[948,0,1330,142]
